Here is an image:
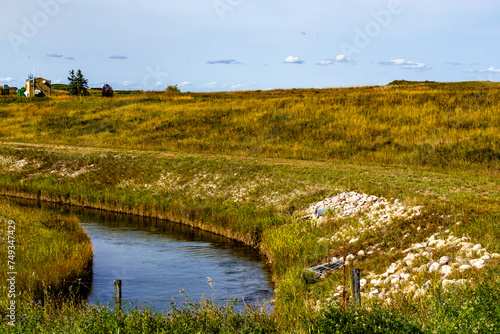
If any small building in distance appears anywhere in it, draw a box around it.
[0,85,17,95]
[25,77,51,97]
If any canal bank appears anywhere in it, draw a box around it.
[4,197,274,312]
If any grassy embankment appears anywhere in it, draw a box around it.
[1,81,499,170]
[0,198,93,313]
[0,81,499,332]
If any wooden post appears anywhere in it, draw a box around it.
[342,253,346,309]
[114,280,122,312]
[327,241,330,269]
[351,268,361,307]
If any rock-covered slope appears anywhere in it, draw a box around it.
[304,192,500,310]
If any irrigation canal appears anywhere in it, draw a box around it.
[8,198,275,313]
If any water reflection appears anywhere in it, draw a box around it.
[7,199,274,312]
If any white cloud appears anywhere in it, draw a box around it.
[204,81,217,88]
[319,60,334,66]
[155,81,163,86]
[390,58,406,65]
[122,81,130,86]
[284,55,304,64]
[379,58,427,70]
[0,77,14,82]
[402,61,426,69]
[178,81,191,87]
[231,83,247,90]
[207,59,239,65]
[486,67,500,73]
[318,54,348,66]
[53,79,62,84]
[466,67,500,73]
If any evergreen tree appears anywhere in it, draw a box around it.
[67,69,89,96]
[67,70,76,94]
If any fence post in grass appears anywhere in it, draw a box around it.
[352,268,361,307]
[114,280,122,313]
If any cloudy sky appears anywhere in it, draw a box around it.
[1,0,499,92]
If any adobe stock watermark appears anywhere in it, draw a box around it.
[340,0,411,59]
[142,65,169,90]
[7,0,72,54]
[213,0,243,21]
[5,218,17,326]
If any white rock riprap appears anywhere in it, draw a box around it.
[0,155,95,178]
[315,233,500,310]
[0,155,30,171]
[305,192,422,222]
[306,193,500,312]
[310,192,423,245]
[50,163,96,178]
[325,232,499,309]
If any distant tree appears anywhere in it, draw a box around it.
[68,69,89,96]
[166,84,180,93]
[102,84,114,97]
[67,70,75,92]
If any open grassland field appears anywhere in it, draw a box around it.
[0,81,499,333]
[0,81,499,170]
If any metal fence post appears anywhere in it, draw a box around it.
[352,268,361,307]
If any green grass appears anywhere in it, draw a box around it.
[309,274,500,333]
[312,302,425,333]
[0,198,93,317]
[1,143,499,331]
[0,82,499,332]
[3,293,277,333]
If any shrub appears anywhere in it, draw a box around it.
[166,84,180,93]
[102,84,113,97]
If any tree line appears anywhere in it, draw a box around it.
[67,69,113,97]
[66,69,180,97]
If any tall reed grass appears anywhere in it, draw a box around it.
[0,198,92,316]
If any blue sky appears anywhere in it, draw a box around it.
[1,0,499,92]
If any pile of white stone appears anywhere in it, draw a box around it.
[0,155,95,178]
[50,163,96,178]
[308,192,423,244]
[0,155,29,172]
[306,192,500,311]
[324,230,500,307]
[305,191,422,224]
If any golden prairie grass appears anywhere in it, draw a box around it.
[0,82,499,332]
[0,198,92,315]
[0,81,499,171]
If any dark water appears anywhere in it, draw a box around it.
[7,199,274,312]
